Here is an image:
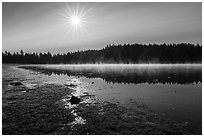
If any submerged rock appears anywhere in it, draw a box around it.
[70,96,81,104]
[66,83,77,87]
[9,82,23,86]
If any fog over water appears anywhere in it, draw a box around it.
[21,64,202,84]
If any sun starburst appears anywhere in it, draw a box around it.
[57,3,93,37]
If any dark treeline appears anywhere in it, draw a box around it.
[2,43,202,64]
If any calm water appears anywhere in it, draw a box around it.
[3,64,202,133]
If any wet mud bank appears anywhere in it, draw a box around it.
[3,83,75,134]
[2,81,192,135]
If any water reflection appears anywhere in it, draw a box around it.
[19,64,202,84]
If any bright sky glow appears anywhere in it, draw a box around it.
[2,3,202,53]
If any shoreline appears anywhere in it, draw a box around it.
[2,83,192,135]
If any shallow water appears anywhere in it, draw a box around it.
[3,64,202,134]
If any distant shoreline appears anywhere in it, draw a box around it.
[3,43,201,64]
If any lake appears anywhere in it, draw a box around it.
[4,64,202,134]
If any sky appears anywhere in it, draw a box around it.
[2,2,202,54]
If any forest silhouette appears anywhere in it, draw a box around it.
[2,43,201,64]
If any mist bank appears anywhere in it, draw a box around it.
[3,43,201,64]
[19,64,202,84]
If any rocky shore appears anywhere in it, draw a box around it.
[3,80,191,135]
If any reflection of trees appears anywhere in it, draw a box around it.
[20,66,202,85]
[3,43,202,64]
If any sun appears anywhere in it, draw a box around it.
[71,16,81,26]
[57,3,93,35]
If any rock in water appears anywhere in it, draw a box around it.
[70,96,80,104]
[10,82,23,86]
[66,83,77,87]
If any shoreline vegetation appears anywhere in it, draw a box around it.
[2,65,195,135]
[2,43,201,64]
